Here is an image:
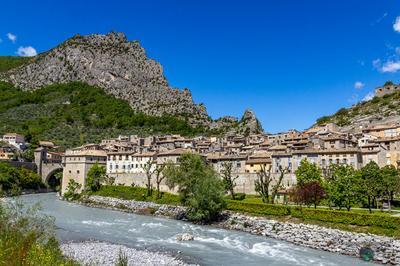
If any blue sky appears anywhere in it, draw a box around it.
[1,1,400,133]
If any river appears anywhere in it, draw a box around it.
[16,193,374,266]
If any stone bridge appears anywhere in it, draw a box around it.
[34,147,63,185]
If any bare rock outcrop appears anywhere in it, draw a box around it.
[0,32,210,126]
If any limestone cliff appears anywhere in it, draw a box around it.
[0,32,210,126]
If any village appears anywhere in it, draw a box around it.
[3,114,400,199]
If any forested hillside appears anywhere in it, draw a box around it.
[0,81,208,148]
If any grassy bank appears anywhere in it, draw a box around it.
[90,185,180,205]
[0,201,78,265]
[93,186,400,238]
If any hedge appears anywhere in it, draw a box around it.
[91,185,181,205]
[226,201,400,230]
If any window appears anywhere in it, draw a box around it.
[236,162,241,168]
[69,170,71,174]
[77,170,80,174]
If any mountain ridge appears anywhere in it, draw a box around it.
[0,32,212,126]
[313,82,400,132]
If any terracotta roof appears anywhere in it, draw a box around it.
[158,148,194,156]
[245,158,271,164]
[66,150,107,157]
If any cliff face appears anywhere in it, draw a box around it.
[0,32,210,126]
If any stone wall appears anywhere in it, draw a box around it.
[108,172,294,195]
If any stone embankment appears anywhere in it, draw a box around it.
[61,241,190,266]
[80,195,400,265]
[219,213,400,265]
[81,195,186,218]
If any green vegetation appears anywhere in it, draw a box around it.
[225,200,400,237]
[164,153,226,223]
[0,56,31,72]
[0,161,45,196]
[91,183,400,237]
[63,179,82,201]
[116,249,128,266]
[0,81,210,148]
[315,85,400,127]
[86,163,106,192]
[91,185,180,205]
[290,159,400,212]
[0,201,78,265]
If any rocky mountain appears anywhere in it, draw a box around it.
[0,32,264,134]
[237,109,264,135]
[314,82,400,132]
[210,109,263,135]
[0,32,210,126]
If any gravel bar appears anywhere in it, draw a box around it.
[61,241,191,266]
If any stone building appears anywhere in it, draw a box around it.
[61,145,107,195]
[375,82,400,97]
[1,133,26,150]
[106,151,156,174]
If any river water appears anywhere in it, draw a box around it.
[16,193,374,266]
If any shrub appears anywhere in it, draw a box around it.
[0,201,78,265]
[164,154,226,223]
[63,179,81,201]
[86,163,106,192]
[234,193,246,201]
[92,185,180,205]
[115,249,128,266]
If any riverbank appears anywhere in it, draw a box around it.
[79,195,400,265]
[61,241,192,266]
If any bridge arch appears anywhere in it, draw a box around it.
[45,167,63,190]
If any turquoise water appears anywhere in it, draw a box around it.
[17,193,375,266]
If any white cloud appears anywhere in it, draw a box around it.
[17,46,37,57]
[372,59,381,69]
[363,92,374,102]
[372,12,388,25]
[7,32,16,43]
[381,60,400,73]
[394,16,400,32]
[354,81,365,89]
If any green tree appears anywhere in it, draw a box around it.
[294,159,324,208]
[86,163,106,192]
[380,165,400,211]
[360,161,381,212]
[220,162,238,200]
[325,164,363,211]
[295,159,322,185]
[164,153,226,223]
[63,179,82,201]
